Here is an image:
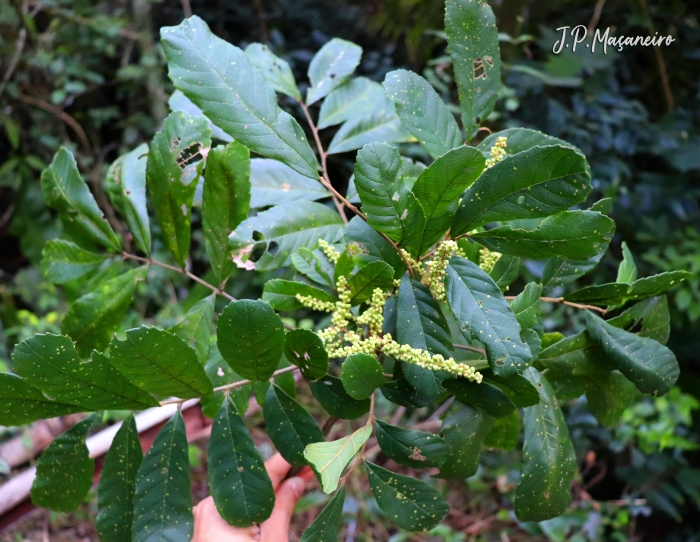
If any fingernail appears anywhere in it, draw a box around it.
[290,478,305,498]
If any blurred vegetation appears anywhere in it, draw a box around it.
[1,0,699,540]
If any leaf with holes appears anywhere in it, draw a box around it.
[41,239,108,284]
[310,376,370,420]
[170,294,215,365]
[327,111,415,155]
[318,77,387,129]
[284,329,329,380]
[263,279,336,311]
[217,299,285,381]
[245,43,300,100]
[306,38,362,104]
[347,260,395,305]
[341,354,385,400]
[168,90,232,142]
[249,158,330,208]
[0,373,83,426]
[299,486,346,542]
[438,404,493,479]
[375,420,450,468]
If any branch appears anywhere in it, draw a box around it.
[504,295,608,315]
[0,27,26,99]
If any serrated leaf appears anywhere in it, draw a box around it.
[203,142,251,283]
[291,248,334,287]
[327,111,415,155]
[375,420,450,468]
[445,0,501,140]
[383,69,462,158]
[110,326,213,398]
[477,128,583,157]
[617,241,638,284]
[345,216,406,278]
[229,201,344,271]
[515,367,577,522]
[249,158,329,208]
[452,146,591,235]
[133,411,193,542]
[263,384,325,465]
[347,260,395,305]
[217,299,285,381]
[353,142,425,253]
[97,414,143,542]
[310,375,370,419]
[585,311,679,396]
[0,373,83,426]
[147,110,211,268]
[484,410,520,450]
[284,329,329,380]
[305,425,371,493]
[245,43,300,100]
[510,282,542,330]
[341,353,384,400]
[40,147,121,252]
[171,294,215,365]
[438,404,493,479]
[472,210,615,260]
[31,416,94,512]
[106,143,151,255]
[168,90,232,142]
[208,396,276,526]
[445,257,531,377]
[412,146,485,253]
[489,253,520,292]
[11,334,158,410]
[41,239,108,284]
[201,344,251,419]
[161,16,318,179]
[366,461,449,531]
[263,279,336,311]
[299,486,345,542]
[306,38,362,104]
[318,77,387,129]
[443,377,515,418]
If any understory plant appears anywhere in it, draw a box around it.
[1,1,692,539]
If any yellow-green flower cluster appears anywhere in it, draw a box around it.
[485,136,508,168]
[400,248,422,276]
[479,245,501,273]
[318,239,341,264]
[356,287,388,335]
[423,240,465,302]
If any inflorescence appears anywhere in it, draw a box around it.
[485,136,508,168]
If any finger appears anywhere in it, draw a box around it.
[192,497,259,542]
[260,477,306,541]
[265,453,292,489]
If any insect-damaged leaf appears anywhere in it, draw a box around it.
[375,420,450,468]
[133,411,193,542]
[515,367,577,522]
[306,38,362,105]
[41,239,108,284]
[284,329,329,381]
[245,43,301,100]
[341,353,385,400]
[147,110,211,268]
[437,404,493,479]
[299,486,346,542]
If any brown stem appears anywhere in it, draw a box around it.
[638,0,674,112]
[0,27,26,99]
[504,295,608,315]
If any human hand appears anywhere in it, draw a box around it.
[192,453,313,542]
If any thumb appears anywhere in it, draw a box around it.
[260,477,306,540]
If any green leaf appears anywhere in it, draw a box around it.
[110,326,213,399]
[310,375,370,419]
[209,398,274,526]
[31,416,95,512]
[438,404,493,479]
[411,146,485,252]
[541,253,605,294]
[61,266,146,357]
[585,311,679,396]
[41,239,108,284]
[443,377,515,418]
[249,158,330,208]
[284,329,330,380]
[217,299,285,381]
[365,461,449,531]
[510,282,542,330]
[0,373,83,426]
[445,0,501,140]
[383,69,462,159]
[263,279,336,311]
[515,367,577,522]
[353,142,425,253]
[345,216,406,278]
[306,38,362,104]
[484,372,540,407]
[305,425,371,493]
[445,257,531,377]
[381,375,437,408]
[477,128,583,157]
[147,110,211,268]
[489,253,520,292]
[536,331,609,379]
[617,241,638,284]
[341,354,384,400]
[472,210,615,260]
[161,16,318,179]
[628,270,693,301]
[133,411,193,542]
[484,410,520,450]
[347,260,395,305]
[563,283,631,306]
[334,250,355,282]
[41,147,121,252]
[375,420,450,468]
[263,384,325,466]
[452,146,591,235]
[299,486,345,542]
[229,201,345,271]
[11,334,157,410]
[327,111,415,155]
[106,143,151,255]
[168,90,232,142]
[245,43,301,100]
[607,296,670,344]
[170,294,215,365]
[201,345,251,419]
[97,414,143,542]
[203,142,251,283]
[318,77,387,129]
[580,371,637,427]
[291,248,334,287]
